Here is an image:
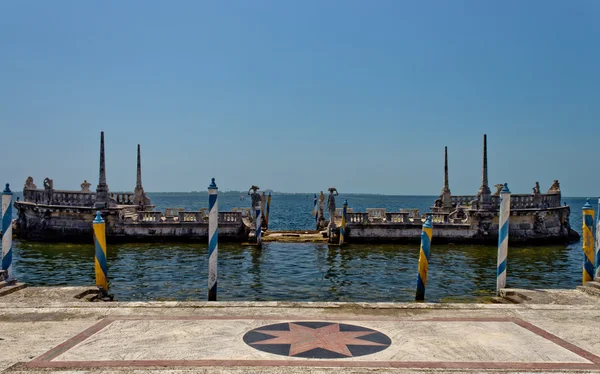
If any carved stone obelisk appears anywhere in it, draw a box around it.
[477,134,492,210]
[95,132,110,208]
[440,146,452,209]
[133,144,150,207]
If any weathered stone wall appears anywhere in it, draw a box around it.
[346,206,578,244]
[14,202,249,243]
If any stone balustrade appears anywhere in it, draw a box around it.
[347,212,368,223]
[334,207,353,217]
[387,212,409,223]
[165,208,185,217]
[232,208,251,217]
[135,210,240,224]
[452,196,476,206]
[23,189,96,207]
[179,212,204,222]
[139,211,163,222]
[452,193,561,210]
[367,208,386,222]
[111,192,135,205]
[219,212,242,223]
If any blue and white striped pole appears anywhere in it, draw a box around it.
[208,178,218,301]
[339,199,348,246]
[256,205,262,246]
[2,184,14,280]
[313,194,318,227]
[496,183,511,295]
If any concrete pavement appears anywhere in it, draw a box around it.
[2,287,600,373]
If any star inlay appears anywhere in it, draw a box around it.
[243,322,392,358]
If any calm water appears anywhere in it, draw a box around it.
[9,193,593,302]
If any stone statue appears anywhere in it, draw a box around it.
[548,180,561,194]
[493,184,504,196]
[24,177,37,190]
[43,177,53,190]
[533,181,540,195]
[260,192,267,220]
[327,187,338,223]
[248,185,261,214]
[318,191,325,220]
[81,180,91,192]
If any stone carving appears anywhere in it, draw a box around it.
[248,186,261,222]
[24,177,37,190]
[449,207,470,224]
[533,211,548,234]
[533,181,540,195]
[318,191,325,220]
[493,184,504,196]
[43,177,53,190]
[80,180,91,192]
[327,187,338,220]
[548,180,561,194]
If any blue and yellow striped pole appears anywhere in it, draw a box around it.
[265,192,271,230]
[208,178,218,301]
[496,183,511,295]
[415,216,433,301]
[2,184,14,280]
[582,199,595,284]
[93,211,108,292]
[339,199,347,246]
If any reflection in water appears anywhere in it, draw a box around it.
[13,239,582,302]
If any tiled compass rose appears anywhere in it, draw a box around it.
[243,321,391,359]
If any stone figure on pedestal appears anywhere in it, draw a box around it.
[327,187,338,229]
[43,177,54,203]
[24,177,37,190]
[260,192,267,221]
[81,180,91,192]
[318,191,325,221]
[248,185,261,222]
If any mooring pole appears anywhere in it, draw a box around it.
[255,205,262,246]
[415,216,433,301]
[496,183,511,295]
[582,199,595,284]
[2,184,14,280]
[265,192,272,230]
[208,178,218,301]
[339,199,347,246]
[92,211,108,293]
[313,193,318,228]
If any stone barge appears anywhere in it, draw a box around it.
[13,133,579,245]
[326,135,579,245]
[14,133,253,243]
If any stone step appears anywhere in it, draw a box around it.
[0,282,27,297]
[0,279,16,290]
[585,281,600,290]
[489,296,511,304]
[577,285,600,297]
[502,294,524,304]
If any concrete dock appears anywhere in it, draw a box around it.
[2,286,600,373]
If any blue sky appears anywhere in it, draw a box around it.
[1,1,598,196]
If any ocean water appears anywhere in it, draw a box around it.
[8,193,593,302]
